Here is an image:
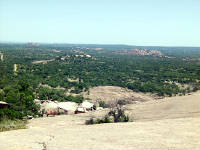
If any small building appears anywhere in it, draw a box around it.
[0,101,8,109]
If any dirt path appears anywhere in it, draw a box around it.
[0,92,200,150]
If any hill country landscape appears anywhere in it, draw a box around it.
[1,0,200,150]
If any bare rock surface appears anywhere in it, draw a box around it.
[1,91,200,150]
[83,86,154,103]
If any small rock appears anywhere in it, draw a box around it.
[96,107,103,111]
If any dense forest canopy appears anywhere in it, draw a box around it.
[0,43,200,119]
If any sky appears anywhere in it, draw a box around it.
[0,0,200,46]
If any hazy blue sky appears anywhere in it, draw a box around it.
[0,0,199,46]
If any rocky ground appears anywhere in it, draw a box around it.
[0,88,200,150]
[83,86,155,103]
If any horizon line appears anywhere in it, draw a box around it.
[0,41,200,48]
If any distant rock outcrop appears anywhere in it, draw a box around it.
[120,49,163,57]
[27,42,40,47]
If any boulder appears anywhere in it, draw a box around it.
[80,101,94,110]
[41,102,59,110]
[58,102,78,113]
[96,107,103,111]
[27,115,33,119]
[41,102,59,116]
[58,108,68,114]
[46,108,58,116]
[75,107,87,114]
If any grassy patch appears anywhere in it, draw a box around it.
[0,119,27,132]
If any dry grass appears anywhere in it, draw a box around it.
[0,119,27,132]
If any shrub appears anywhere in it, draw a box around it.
[85,118,95,125]
[96,118,105,124]
[85,116,112,125]
[66,95,83,103]
[0,108,22,121]
[104,115,111,123]
[85,106,130,125]
[117,99,132,106]
[98,101,110,108]
[108,106,129,122]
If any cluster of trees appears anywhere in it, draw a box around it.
[36,86,83,103]
[0,80,39,121]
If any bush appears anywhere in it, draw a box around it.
[85,106,130,125]
[85,118,95,125]
[104,115,111,123]
[66,95,83,103]
[108,106,130,122]
[96,118,105,124]
[98,101,110,108]
[85,116,112,125]
[117,99,132,106]
[0,108,22,121]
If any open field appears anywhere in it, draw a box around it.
[0,91,200,150]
